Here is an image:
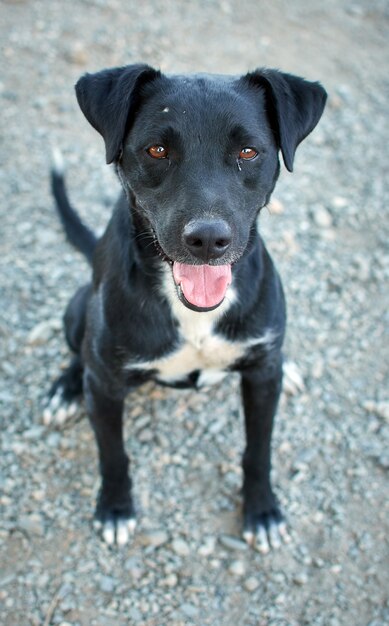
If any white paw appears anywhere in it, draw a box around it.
[243,519,291,553]
[94,517,137,546]
[43,387,79,426]
[283,360,305,396]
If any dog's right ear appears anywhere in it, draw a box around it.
[75,64,160,164]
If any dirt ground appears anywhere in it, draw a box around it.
[0,1,388,625]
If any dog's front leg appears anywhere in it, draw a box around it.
[84,369,136,546]
[240,360,290,552]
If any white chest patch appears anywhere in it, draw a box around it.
[149,321,243,384]
[125,266,276,386]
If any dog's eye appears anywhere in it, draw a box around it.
[239,147,258,160]
[147,145,168,159]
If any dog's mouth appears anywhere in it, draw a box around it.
[172,262,232,312]
[149,229,232,312]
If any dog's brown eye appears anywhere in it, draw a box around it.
[239,147,258,160]
[147,145,168,159]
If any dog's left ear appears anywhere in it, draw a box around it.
[245,69,327,172]
[75,64,161,164]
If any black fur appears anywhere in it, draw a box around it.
[50,64,326,543]
[51,171,97,264]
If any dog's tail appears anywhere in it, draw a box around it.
[51,149,98,264]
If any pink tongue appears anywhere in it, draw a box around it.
[173,262,232,309]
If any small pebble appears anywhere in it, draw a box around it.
[140,530,169,547]
[65,42,88,65]
[138,428,153,443]
[198,536,215,556]
[364,401,389,421]
[171,538,190,556]
[99,576,116,593]
[27,321,53,345]
[228,560,246,576]
[128,608,143,622]
[293,572,308,586]
[181,603,199,618]
[163,573,178,587]
[18,514,45,537]
[378,454,389,470]
[331,196,348,209]
[313,206,333,228]
[244,576,259,592]
[219,534,248,551]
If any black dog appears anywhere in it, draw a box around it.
[45,64,326,549]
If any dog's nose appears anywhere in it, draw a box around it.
[183,219,232,261]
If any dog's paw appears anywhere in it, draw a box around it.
[282,360,305,396]
[242,509,291,554]
[94,514,137,547]
[43,383,79,426]
[94,488,136,547]
[43,359,83,427]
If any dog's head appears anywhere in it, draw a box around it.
[76,64,326,311]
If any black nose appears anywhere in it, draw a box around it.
[183,219,232,262]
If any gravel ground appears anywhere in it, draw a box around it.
[1,1,388,625]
